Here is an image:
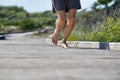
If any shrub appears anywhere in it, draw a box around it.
[19,18,42,31]
[87,17,120,42]
[0,23,5,33]
[105,18,120,42]
[67,33,78,41]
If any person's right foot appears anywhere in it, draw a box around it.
[51,34,58,45]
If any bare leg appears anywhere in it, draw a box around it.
[52,11,66,45]
[61,9,77,48]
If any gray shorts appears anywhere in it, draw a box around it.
[52,0,81,13]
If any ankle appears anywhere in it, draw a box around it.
[53,32,59,36]
[62,39,67,43]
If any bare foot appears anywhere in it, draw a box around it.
[61,42,69,49]
[51,34,58,45]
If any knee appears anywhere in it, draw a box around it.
[57,17,66,26]
[68,14,76,21]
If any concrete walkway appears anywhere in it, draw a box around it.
[0,32,120,80]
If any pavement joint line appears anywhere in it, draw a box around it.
[46,38,120,51]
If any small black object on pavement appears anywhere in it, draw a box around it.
[0,34,6,40]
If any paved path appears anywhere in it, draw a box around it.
[0,32,120,80]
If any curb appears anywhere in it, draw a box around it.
[46,38,120,50]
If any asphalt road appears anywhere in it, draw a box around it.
[0,32,120,80]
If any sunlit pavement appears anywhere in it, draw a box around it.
[0,32,120,80]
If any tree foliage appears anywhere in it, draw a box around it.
[98,0,113,7]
